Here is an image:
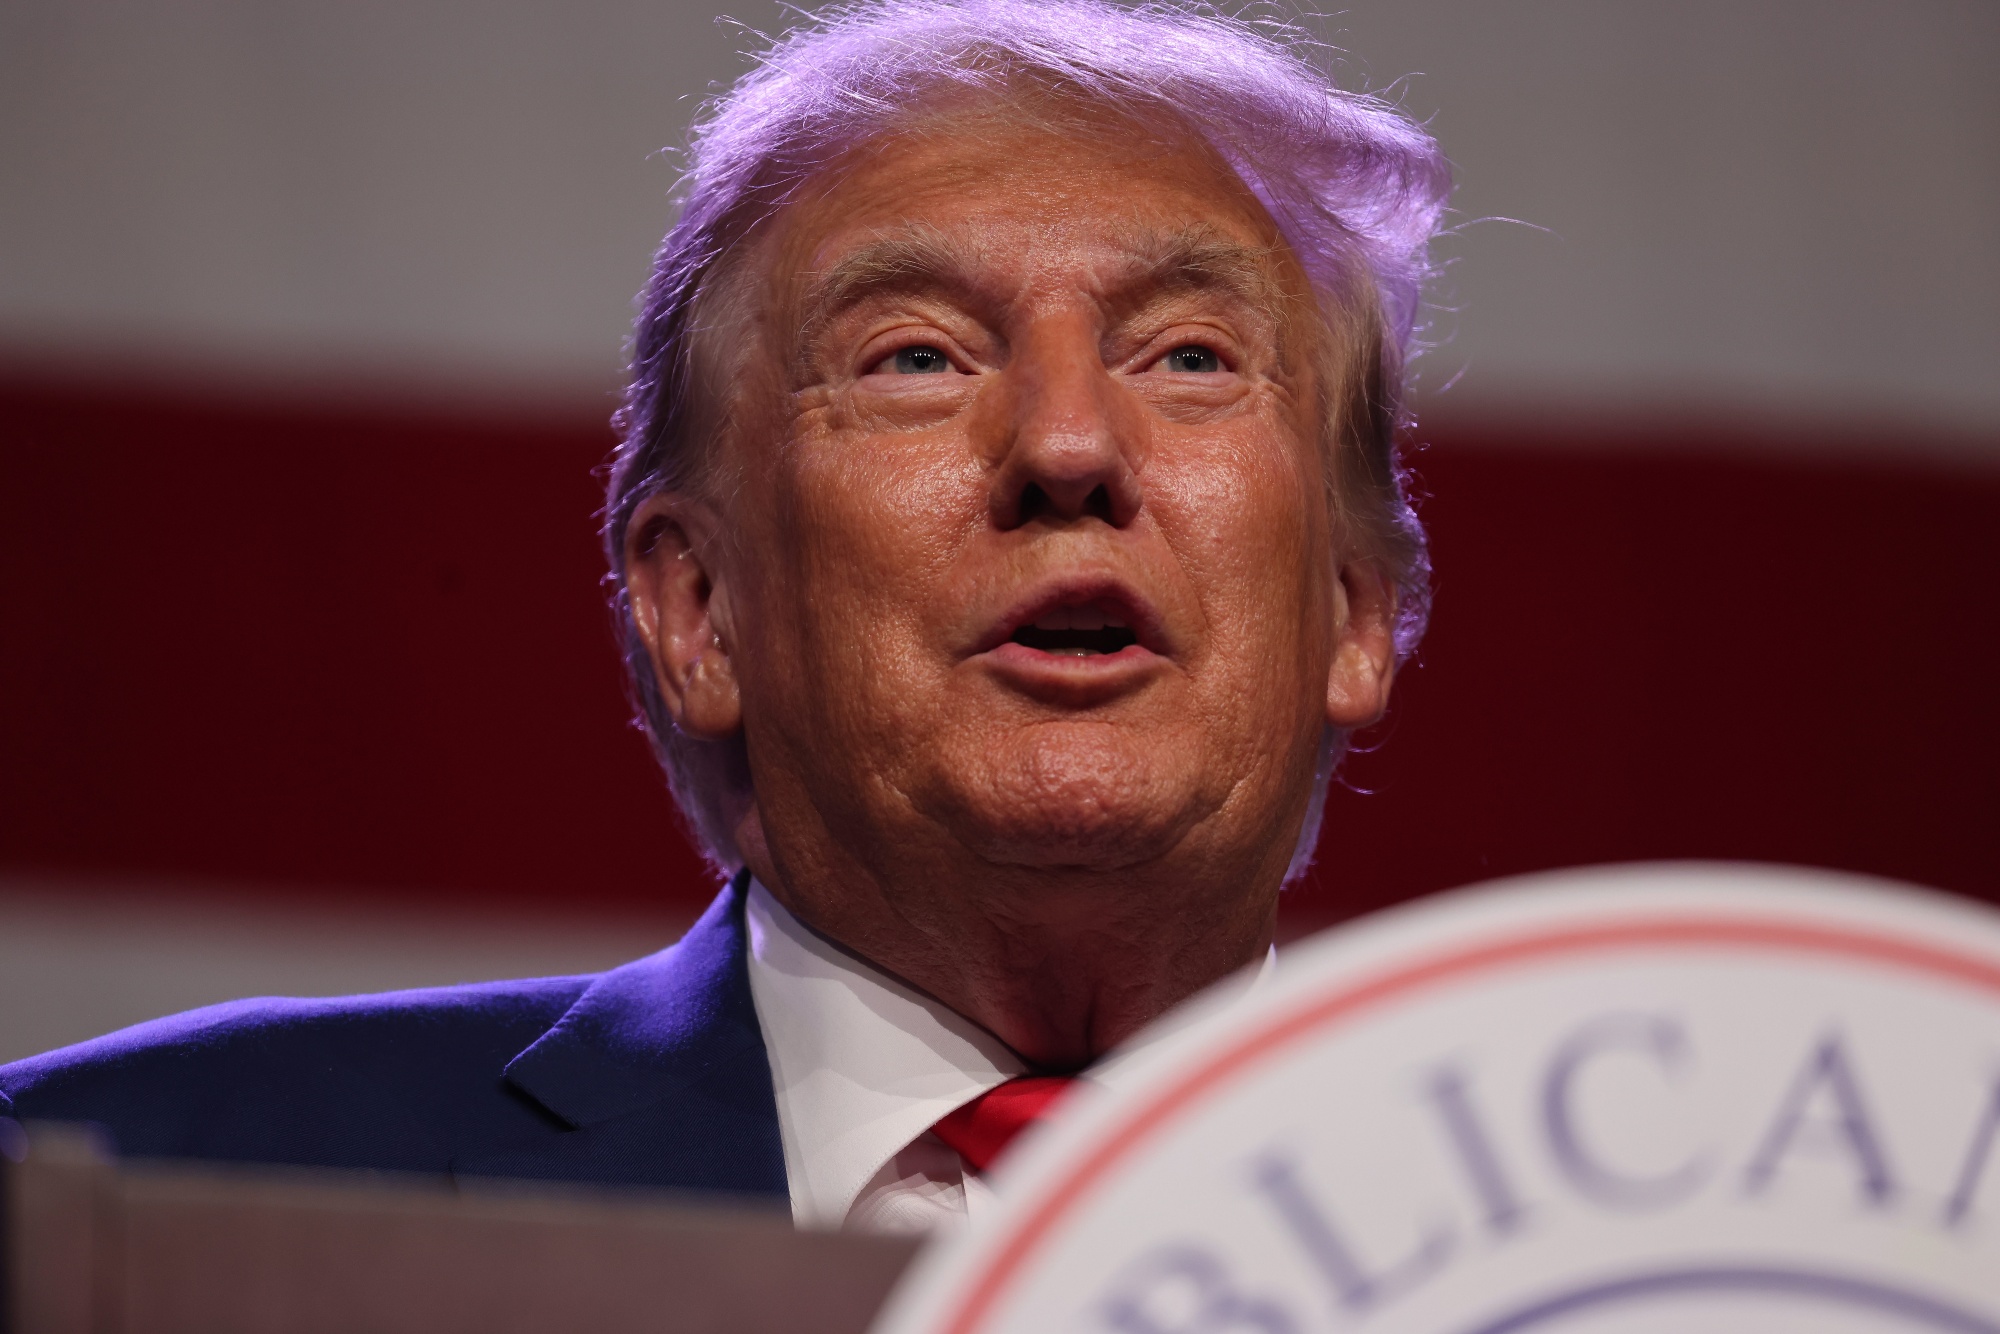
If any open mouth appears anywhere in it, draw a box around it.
[1008,601,1140,658]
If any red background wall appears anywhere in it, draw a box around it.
[4,373,1995,931]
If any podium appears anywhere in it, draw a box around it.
[1,1120,918,1334]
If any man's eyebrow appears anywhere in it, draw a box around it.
[794,223,1296,350]
[796,226,991,346]
[1103,226,1295,317]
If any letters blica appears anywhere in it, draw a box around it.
[1096,1015,2000,1334]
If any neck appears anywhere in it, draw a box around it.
[736,810,1282,1069]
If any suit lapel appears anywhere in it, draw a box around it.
[458,872,788,1200]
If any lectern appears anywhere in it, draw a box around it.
[1,1120,918,1334]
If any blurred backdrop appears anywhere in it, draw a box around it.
[3,0,1996,1062]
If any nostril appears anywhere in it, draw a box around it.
[1002,479,1128,529]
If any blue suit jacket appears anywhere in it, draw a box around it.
[0,875,788,1201]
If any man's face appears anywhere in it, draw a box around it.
[643,111,1391,914]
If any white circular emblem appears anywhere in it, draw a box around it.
[874,864,2000,1334]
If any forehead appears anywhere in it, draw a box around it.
[763,106,1306,311]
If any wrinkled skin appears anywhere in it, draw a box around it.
[625,112,1397,1069]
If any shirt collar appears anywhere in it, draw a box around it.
[742,878,1278,1227]
[744,879,1023,1227]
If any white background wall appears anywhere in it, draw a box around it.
[1336,0,1999,439]
[4,1,1996,443]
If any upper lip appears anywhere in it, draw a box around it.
[971,575,1171,659]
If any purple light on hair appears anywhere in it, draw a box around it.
[603,0,1451,876]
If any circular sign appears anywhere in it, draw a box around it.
[873,864,2000,1334]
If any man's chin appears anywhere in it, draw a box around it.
[917,763,1215,875]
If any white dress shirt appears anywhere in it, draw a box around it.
[742,879,1272,1232]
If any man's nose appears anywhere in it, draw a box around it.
[985,319,1145,532]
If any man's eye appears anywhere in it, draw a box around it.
[1160,345,1222,373]
[889,345,951,374]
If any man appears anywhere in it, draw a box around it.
[0,0,1447,1232]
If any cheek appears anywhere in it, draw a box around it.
[1149,418,1329,654]
[769,413,984,658]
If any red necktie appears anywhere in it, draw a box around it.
[931,1076,1076,1174]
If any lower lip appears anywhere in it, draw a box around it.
[980,640,1162,679]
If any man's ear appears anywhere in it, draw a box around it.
[1325,557,1398,731]
[623,494,742,741]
